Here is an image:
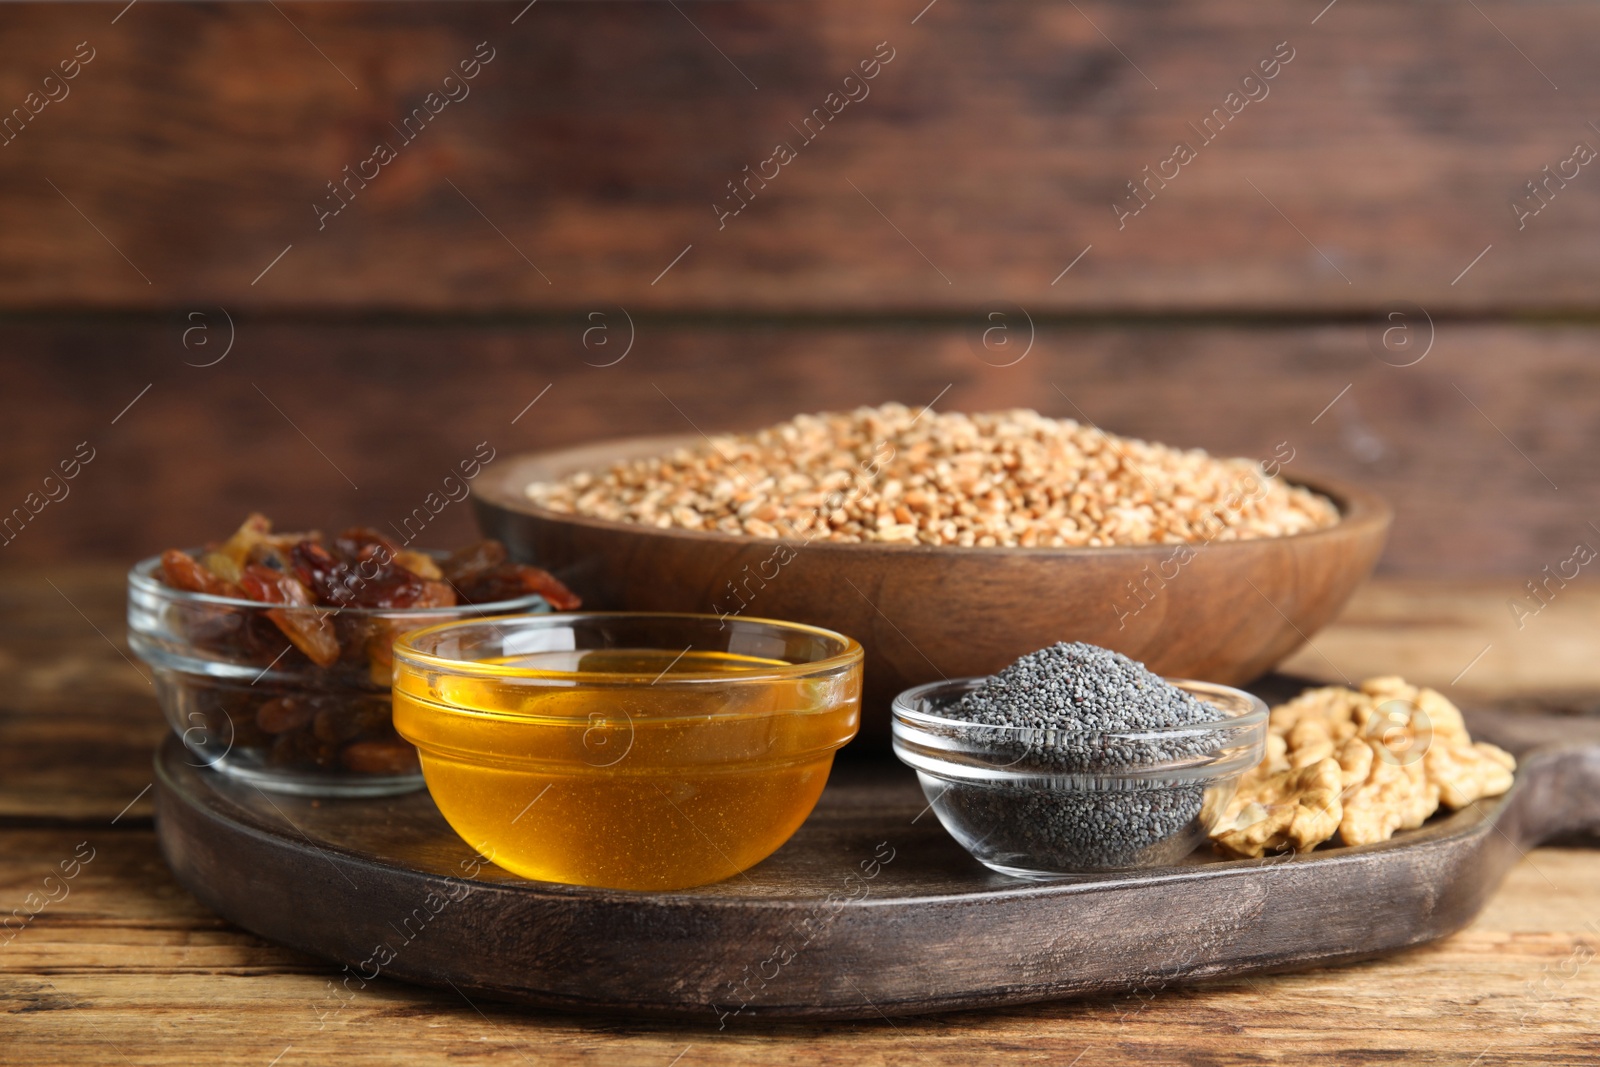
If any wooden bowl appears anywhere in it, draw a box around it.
[473,436,1391,747]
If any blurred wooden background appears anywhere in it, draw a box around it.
[0,0,1594,574]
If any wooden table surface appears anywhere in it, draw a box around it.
[2,567,1597,1066]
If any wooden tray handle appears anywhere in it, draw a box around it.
[1463,703,1600,846]
[1506,744,1600,845]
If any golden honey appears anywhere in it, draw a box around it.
[393,646,860,891]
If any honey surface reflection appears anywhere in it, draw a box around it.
[392,647,860,890]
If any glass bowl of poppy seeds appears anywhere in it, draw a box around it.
[891,642,1268,877]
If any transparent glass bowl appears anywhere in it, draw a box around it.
[127,554,551,796]
[892,677,1268,877]
[390,613,863,891]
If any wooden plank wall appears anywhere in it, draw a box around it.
[0,0,1594,574]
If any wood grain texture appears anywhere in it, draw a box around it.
[473,437,1389,724]
[1,1,1598,312]
[3,829,1598,1064]
[151,714,1600,1019]
[0,567,163,823]
[1,319,1595,575]
[1281,579,1600,698]
[3,570,1600,1062]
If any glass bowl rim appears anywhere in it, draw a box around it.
[891,676,1269,738]
[127,551,553,616]
[891,676,1268,782]
[391,610,865,685]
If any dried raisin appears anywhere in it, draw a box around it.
[159,549,243,598]
[340,740,421,775]
[240,564,340,668]
[452,562,581,610]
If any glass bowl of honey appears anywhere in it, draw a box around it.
[390,612,863,891]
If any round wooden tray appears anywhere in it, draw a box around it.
[153,692,1600,1021]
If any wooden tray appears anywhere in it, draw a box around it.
[153,693,1600,1022]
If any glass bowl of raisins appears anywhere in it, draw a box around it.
[128,514,580,796]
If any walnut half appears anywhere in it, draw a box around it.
[1212,757,1343,859]
[1210,677,1516,858]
